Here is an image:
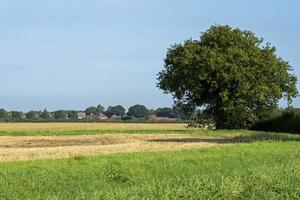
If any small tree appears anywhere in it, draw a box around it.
[0,109,7,120]
[11,111,22,120]
[157,25,298,129]
[40,109,50,119]
[127,104,149,118]
[68,111,78,120]
[54,110,66,119]
[155,107,177,118]
[85,106,98,115]
[26,111,36,120]
[106,105,126,117]
[96,104,105,113]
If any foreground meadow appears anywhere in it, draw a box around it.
[0,142,299,199]
[0,123,299,199]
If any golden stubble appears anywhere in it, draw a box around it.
[0,134,229,162]
[0,122,189,131]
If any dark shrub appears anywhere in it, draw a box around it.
[252,109,300,134]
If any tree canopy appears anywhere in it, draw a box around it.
[85,105,105,115]
[68,111,78,119]
[85,106,98,115]
[54,110,66,119]
[96,104,105,113]
[40,109,50,119]
[11,111,22,120]
[157,25,298,129]
[127,104,149,118]
[155,107,177,118]
[26,111,37,120]
[106,105,126,117]
[0,109,7,120]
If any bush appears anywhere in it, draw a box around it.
[252,108,300,134]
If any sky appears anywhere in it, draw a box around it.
[0,0,299,111]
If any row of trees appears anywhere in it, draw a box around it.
[0,109,78,120]
[85,105,125,117]
[0,104,192,121]
[84,104,191,119]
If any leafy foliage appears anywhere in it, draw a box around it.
[11,111,22,120]
[0,109,7,120]
[26,111,37,120]
[253,108,300,134]
[157,25,298,129]
[85,106,98,115]
[54,110,67,119]
[127,104,149,118]
[96,104,105,113]
[155,107,177,118]
[40,109,50,119]
[106,105,126,117]
[68,111,78,119]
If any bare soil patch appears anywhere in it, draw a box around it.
[0,134,230,162]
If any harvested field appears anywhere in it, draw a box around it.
[0,134,229,162]
[0,122,188,132]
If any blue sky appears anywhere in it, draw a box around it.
[0,0,299,111]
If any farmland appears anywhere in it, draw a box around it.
[0,122,196,136]
[0,123,299,199]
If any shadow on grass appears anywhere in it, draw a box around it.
[148,133,300,144]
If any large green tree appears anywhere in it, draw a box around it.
[127,104,149,118]
[157,25,298,129]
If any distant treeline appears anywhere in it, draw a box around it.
[0,104,194,122]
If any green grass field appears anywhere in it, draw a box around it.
[0,123,299,199]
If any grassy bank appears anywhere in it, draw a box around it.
[0,141,299,199]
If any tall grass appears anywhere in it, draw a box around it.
[0,142,299,199]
